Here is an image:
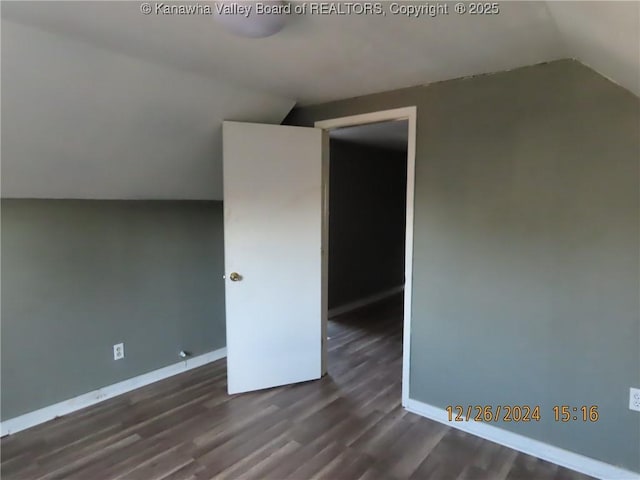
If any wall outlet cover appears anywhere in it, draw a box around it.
[113,343,125,361]
[630,387,640,412]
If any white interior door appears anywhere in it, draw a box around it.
[223,121,327,395]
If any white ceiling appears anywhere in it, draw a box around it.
[2,1,638,199]
[331,121,408,151]
[545,1,639,96]
[1,20,294,200]
[6,1,639,105]
[1,1,573,105]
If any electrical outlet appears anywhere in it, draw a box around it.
[630,387,640,412]
[113,343,124,360]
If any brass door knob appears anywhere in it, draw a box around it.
[229,272,242,282]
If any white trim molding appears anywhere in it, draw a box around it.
[1,348,227,437]
[405,398,640,480]
[315,107,417,130]
[315,105,417,408]
[328,285,404,318]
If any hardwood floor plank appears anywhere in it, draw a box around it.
[376,420,449,479]
[195,420,292,477]
[111,444,194,480]
[157,460,204,480]
[34,433,141,480]
[220,440,300,480]
[283,441,345,480]
[309,447,372,480]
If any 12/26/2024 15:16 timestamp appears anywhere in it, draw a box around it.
[446,405,600,423]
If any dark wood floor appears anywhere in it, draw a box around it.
[2,296,593,480]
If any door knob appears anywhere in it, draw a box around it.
[229,272,242,282]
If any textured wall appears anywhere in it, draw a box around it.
[328,139,406,309]
[1,200,226,420]
[286,60,640,472]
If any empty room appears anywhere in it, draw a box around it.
[1,1,639,479]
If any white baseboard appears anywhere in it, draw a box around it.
[1,347,227,437]
[404,398,639,480]
[328,285,404,318]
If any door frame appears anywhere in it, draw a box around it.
[315,106,417,407]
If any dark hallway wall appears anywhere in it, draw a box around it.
[328,139,407,310]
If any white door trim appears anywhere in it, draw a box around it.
[315,106,417,407]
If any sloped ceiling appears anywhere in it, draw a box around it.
[2,1,638,199]
[547,1,639,96]
[1,20,295,200]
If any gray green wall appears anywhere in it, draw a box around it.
[328,139,407,309]
[286,60,640,472]
[1,200,226,420]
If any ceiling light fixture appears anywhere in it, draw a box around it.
[214,1,287,38]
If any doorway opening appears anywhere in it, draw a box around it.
[316,107,417,406]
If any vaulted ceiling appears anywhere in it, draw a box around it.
[2,1,638,199]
